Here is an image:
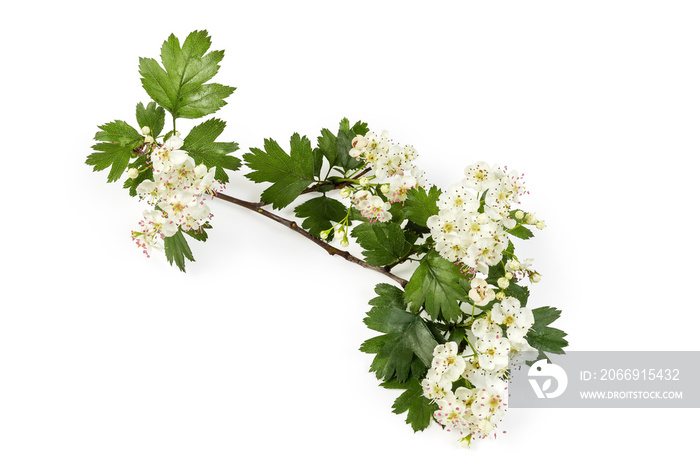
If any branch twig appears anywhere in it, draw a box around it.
[215,192,409,288]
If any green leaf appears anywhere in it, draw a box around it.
[317,118,368,173]
[86,120,142,182]
[404,250,469,323]
[381,378,437,432]
[526,306,568,360]
[403,186,441,227]
[360,284,439,382]
[139,30,235,120]
[164,229,195,272]
[135,102,165,137]
[294,196,347,239]
[184,223,211,242]
[508,224,534,239]
[350,222,411,267]
[182,118,241,182]
[243,133,316,209]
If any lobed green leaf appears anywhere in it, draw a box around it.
[404,250,469,323]
[182,118,241,183]
[350,222,411,267]
[243,133,316,209]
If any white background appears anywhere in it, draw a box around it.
[1,0,698,464]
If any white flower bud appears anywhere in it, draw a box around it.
[359,177,369,187]
[339,187,351,198]
[530,272,542,283]
[497,277,509,289]
[495,291,506,301]
[505,272,513,280]
[536,220,546,230]
[320,231,329,240]
[141,126,151,135]
[514,210,525,220]
[144,135,154,144]
[127,168,140,179]
[380,184,390,194]
[502,218,516,229]
[506,260,520,271]
[525,213,538,225]
[340,238,350,248]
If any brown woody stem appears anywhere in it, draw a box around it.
[215,192,409,288]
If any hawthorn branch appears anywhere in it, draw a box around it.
[215,192,408,288]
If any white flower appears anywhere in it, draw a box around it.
[438,183,479,212]
[428,342,467,382]
[433,391,470,437]
[468,278,495,306]
[490,297,534,344]
[421,376,452,400]
[463,162,496,191]
[471,316,503,339]
[475,332,510,371]
[356,195,392,223]
[387,174,416,204]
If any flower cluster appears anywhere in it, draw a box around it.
[347,131,425,223]
[421,342,510,447]
[426,162,532,275]
[131,132,222,256]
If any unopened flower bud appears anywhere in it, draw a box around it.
[340,238,350,248]
[144,135,154,144]
[514,210,525,220]
[530,272,542,283]
[127,168,139,179]
[495,291,506,301]
[525,213,538,225]
[380,184,390,194]
[141,126,151,135]
[320,231,329,240]
[339,187,351,198]
[505,272,513,280]
[359,177,369,187]
[536,220,546,230]
[497,277,509,289]
[502,218,516,229]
